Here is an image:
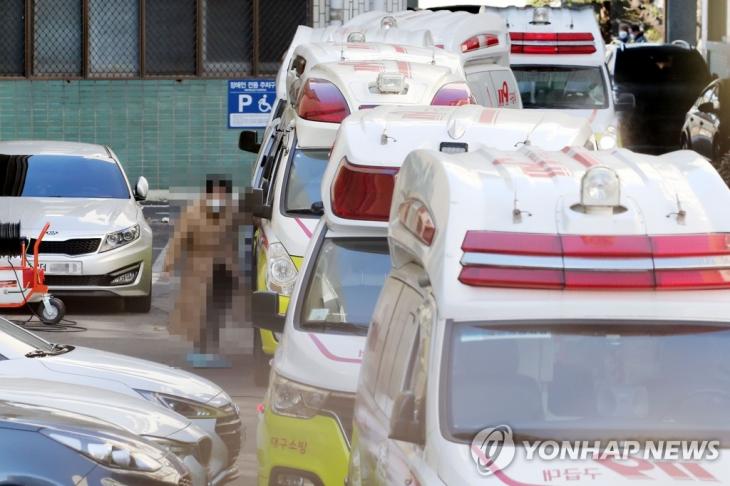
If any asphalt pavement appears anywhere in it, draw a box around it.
[1,202,263,486]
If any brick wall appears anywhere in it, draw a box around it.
[0,79,253,191]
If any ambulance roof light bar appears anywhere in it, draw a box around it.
[347,31,366,43]
[578,166,622,215]
[530,7,551,25]
[458,232,730,290]
[376,72,406,94]
[381,16,397,29]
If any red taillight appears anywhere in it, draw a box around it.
[462,231,561,255]
[509,31,596,55]
[651,234,730,257]
[460,34,499,53]
[331,158,398,221]
[297,78,350,123]
[432,82,474,106]
[459,231,730,290]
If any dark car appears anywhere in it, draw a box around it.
[611,43,712,154]
[681,78,730,163]
[0,400,191,486]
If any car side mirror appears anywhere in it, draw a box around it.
[134,176,149,201]
[698,101,718,114]
[388,391,424,445]
[246,187,273,219]
[239,130,261,153]
[614,93,636,112]
[251,291,285,334]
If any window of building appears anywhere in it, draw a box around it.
[89,0,139,77]
[33,0,83,77]
[0,0,25,76]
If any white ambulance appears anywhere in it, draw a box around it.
[344,9,522,107]
[251,104,593,486]
[348,146,730,485]
[484,6,636,149]
[247,49,474,383]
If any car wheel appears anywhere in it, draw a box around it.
[253,330,270,387]
[38,297,65,325]
[125,293,152,313]
[718,151,730,187]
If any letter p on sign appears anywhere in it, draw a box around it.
[238,94,253,112]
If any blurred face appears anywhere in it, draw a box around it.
[206,184,230,213]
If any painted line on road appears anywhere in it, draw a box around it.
[151,243,169,283]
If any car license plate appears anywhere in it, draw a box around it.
[36,262,82,275]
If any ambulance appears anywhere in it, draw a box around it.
[484,6,636,149]
[348,145,730,485]
[344,9,521,108]
[246,48,474,384]
[250,104,594,486]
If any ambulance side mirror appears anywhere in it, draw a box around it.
[247,187,273,220]
[614,92,636,112]
[251,291,285,334]
[239,130,261,153]
[388,391,424,445]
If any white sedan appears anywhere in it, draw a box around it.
[0,316,241,485]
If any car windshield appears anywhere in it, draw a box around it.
[0,154,130,199]
[299,237,390,335]
[284,148,329,216]
[512,65,608,109]
[614,48,710,84]
[445,320,730,443]
[0,317,57,357]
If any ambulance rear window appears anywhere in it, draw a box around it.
[512,65,608,109]
[282,148,329,217]
[298,238,390,335]
[444,320,730,443]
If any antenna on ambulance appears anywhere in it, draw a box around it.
[512,193,532,223]
[667,194,687,224]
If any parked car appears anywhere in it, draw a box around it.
[609,43,711,153]
[0,378,218,486]
[0,316,242,483]
[681,78,730,164]
[0,400,191,486]
[0,140,153,312]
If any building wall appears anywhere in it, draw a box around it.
[0,79,251,190]
[313,0,408,27]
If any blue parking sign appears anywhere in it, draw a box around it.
[228,79,276,129]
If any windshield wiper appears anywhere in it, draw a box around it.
[25,349,48,358]
[301,321,367,334]
[288,201,324,216]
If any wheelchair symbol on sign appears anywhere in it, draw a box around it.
[258,95,272,113]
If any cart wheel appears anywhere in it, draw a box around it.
[38,297,65,325]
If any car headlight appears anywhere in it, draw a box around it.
[136,390,226,420]
[100,224,140,252]
[267,242,298,296]
[597,126,618,150]
[41,428,163,472]
[144,436,210,466]
[269,373,329,419]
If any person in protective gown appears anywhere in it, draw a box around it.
[163,175,248,367]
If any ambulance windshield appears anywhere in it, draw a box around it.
[512,66,608,109]
[283,148,329,216]
[445,320,730,442]
[299,238,390,335]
